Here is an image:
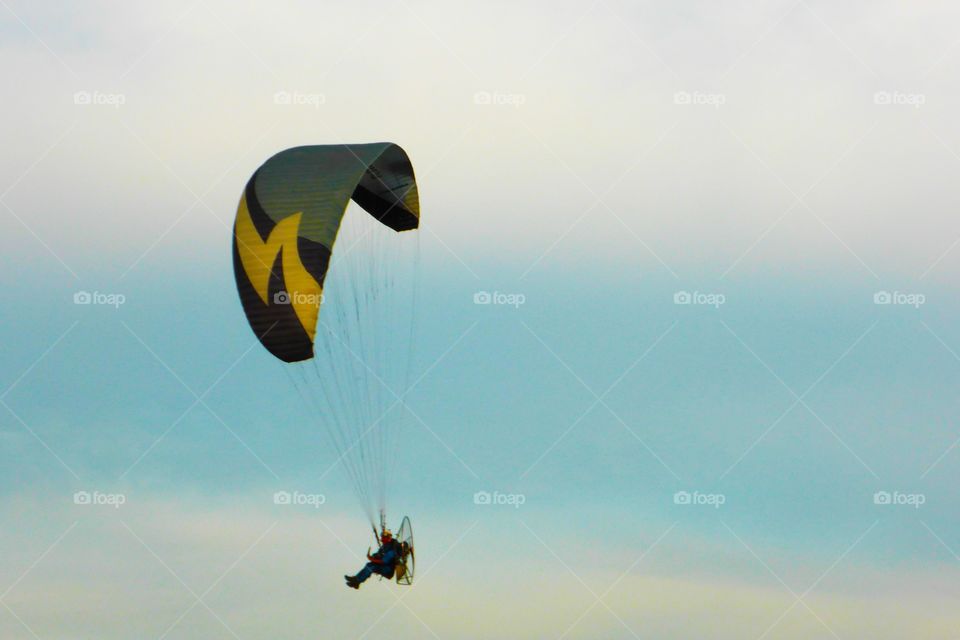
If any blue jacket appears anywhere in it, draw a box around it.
[370,540,402,566]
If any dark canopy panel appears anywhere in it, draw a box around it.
[232,143,419,362]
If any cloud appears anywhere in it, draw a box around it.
[4,0,960,276]
[0,493,957,639]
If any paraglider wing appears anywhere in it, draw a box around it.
[232,142,421,531]
[232,143,419,363]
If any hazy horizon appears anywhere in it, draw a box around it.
[3,1,960,638]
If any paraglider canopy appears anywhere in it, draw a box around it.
[231,142,421,531]
[232,143,419,363]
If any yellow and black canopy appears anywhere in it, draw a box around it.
[232,143,419,362]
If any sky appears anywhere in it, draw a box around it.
[2,0,960,638]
